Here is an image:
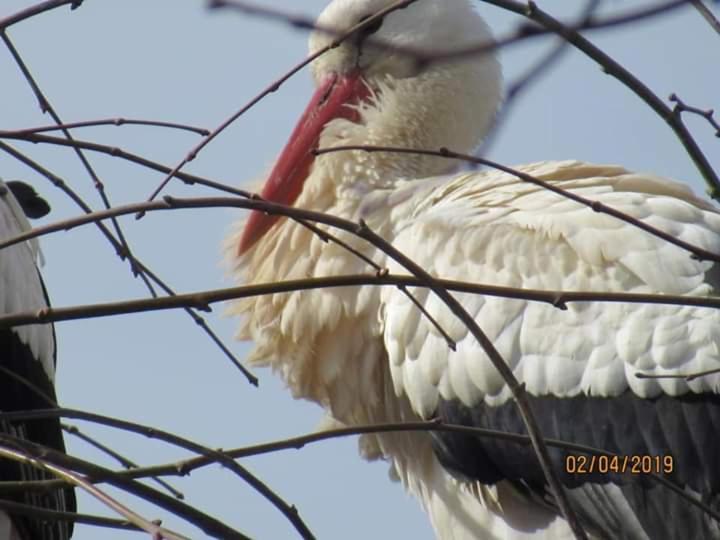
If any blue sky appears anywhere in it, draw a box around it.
[1,1,718,539]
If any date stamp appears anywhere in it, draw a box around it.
[565,454,674,475]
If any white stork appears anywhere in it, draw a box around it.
[0,179,75,540]
[229,1,720,538]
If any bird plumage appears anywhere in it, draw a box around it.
[229,1,720,538]
[0,179,75,540]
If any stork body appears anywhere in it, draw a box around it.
[230,1,720,538]
[0,180,75,540]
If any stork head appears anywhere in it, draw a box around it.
[239,0,501,254]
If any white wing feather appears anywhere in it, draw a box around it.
[379,161,720,417]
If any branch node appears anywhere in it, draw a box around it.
[195,301,213,313]
[175,461,192,476]
[115,244,129,262]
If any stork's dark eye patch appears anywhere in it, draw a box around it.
[357,14,383,37]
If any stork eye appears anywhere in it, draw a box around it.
[357,14,383,38]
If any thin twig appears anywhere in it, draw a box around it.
[353,217,587,538]
[0,131,251,197]
[4,271,720,329]
[0,130,456,349]
[0,32,141,279]
[213,0,690,62]
[0,0,82,31]
[1,409,315,540]
[318,145,720,263]
[0,440,190,540]
[636,367,720,382]
[5,413,718,528]
[690,0,720,34]
[0,499,140,532]
[137,0,421,211]
[483,0,604,154]
[0,141,255,384]
[1,31,256,383]
[0,435,248,539]
[670,93,720,137]
[0,365,184,514]
[481,0,720,199]
[6,117,210,136]
[62,423,184,500]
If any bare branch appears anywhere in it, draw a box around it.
[2,2,717,537]
[0,131,250,197]
[0,0,82,31]
[138,0,421,209]
[671,93,720,137]
[5,414,719,528]
[0,434,249,540]
[62,423,184,500]
[0,499,140,532]
[0,409,314,540]
[352,219,587,537]
[4,271,720,329]
[1,32,140,274]
[690,0,720,34]
[212,0,691,60]
[481,0,720,199]
[317,145,720,263]
[0,439,190,540]
[0,141,256,385]
[205,0,718,197]
[636,367,720,382]
[6,117,210,136]
[0,30,256,383]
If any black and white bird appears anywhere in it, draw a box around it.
[0,179,75,540]
[229,1,720,538]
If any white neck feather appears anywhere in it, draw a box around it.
[231,0,502,430]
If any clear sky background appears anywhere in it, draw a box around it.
[1,1,718,539]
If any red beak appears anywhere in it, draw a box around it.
[238,70,371,255]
